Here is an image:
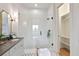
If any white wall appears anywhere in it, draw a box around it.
[52,3,62,56]
[18,9,32,48]
[70,4,79,56]
[8,4,19,35]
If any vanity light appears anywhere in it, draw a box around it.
[11,19,14,21]
[34,4,38,7]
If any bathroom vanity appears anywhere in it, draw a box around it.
[0,9,25,56]
[0,38,24,56]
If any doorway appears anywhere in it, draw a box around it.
[58,4,70,56]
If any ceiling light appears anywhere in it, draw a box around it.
[34,4,38,7]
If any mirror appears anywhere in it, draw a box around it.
[0,9,13,36]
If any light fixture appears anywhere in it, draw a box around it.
[34,4,38,7]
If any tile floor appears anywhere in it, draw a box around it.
[24,48,51,56]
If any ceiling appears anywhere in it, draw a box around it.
[13,3,52,9]
[21,3,51,9]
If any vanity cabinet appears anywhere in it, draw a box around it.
[2,39,24,56]
[2,50,10,56]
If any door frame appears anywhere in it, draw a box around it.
[56,3,72,55]
[55,3,71,55]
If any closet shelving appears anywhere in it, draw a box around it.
[60,13,70,50]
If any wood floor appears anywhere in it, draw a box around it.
[59,48,70,56]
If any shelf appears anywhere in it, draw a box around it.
[60,35,70,39]
[61,40,70,46]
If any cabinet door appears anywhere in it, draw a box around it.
[9,44,17,56]
[15,39,24,56]
[10,40,24,56]
[2,51,10,56]
[13,47,24,56]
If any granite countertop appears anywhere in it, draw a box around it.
[0,37,23,56]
